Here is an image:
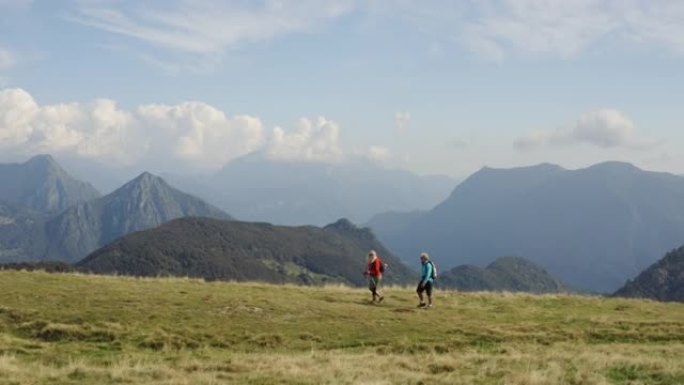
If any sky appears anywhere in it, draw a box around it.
[1,0,684,178]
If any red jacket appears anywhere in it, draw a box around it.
[367,258,382,277]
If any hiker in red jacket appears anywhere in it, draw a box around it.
[364,250,385,303]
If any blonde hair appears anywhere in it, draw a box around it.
[420,252,429,260]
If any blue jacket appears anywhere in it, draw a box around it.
[421,260,433,284]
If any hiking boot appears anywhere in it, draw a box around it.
[378,295,384,303]
[417,302,426,308]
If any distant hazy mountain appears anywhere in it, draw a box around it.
[0,202,48,263]
[439,256,570,293]
[369,162,684,293]
[363,210,427,239]
[165,156,455,226]
[0,155,100,214]
[44,172,231,262]
[614,246,684,302]
[78,217,417,286]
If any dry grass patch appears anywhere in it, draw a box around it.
[1,343,683,385]
[0,271,683,384]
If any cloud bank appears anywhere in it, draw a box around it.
[267,117,343,163]
[0,88,347,171]
[515,109,655,151]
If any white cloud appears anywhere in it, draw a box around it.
[513,131,552,152]
[137,102,264,169]
[367,145,392,164]
[0,88,351,170]
[394,111,410,133]
[514,109,655,151]
[0,48,14,71]
[0,88,37,145]
[69,0,356,55]
[0,88,144,165]
[267,117,343,163]
[573,109,637,148]
[0,88,356,170]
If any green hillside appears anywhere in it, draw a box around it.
[77,217,416,286]
[439,256,571,293]
[1,271,683,385]
[614,245,684,302]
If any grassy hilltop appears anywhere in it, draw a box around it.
[1,271,683,385]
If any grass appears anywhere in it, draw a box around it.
[0,270,683,384]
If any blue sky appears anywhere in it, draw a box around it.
[1,0,684,177]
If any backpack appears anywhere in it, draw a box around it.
[428,261,437,279]
[378,258,387,274]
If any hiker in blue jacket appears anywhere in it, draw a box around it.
[417,252,434,308]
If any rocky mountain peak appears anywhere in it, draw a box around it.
[0,155,100,214]
[111,172,170,200]
[129,171,166,187]
[24,154,59,168]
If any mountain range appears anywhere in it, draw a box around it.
[3,154,684,298]
[43,172,231,262]
[369,162,684,293]
[0,156,231,263]
[78,217,417,286]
